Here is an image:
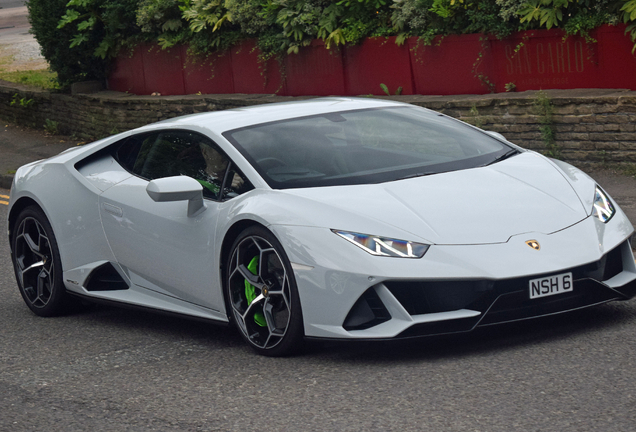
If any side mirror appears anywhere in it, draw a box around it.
[485,131,506,141]
[146,176,206,217]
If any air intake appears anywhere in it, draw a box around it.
[85,263,129,291]
[343,288,391,331]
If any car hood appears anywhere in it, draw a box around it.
[278,152,592,245]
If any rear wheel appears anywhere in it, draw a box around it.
[11,206,76,316]
[226,226,304,356]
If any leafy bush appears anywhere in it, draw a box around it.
[391,0,433,36]
[226,0,268,35]
[57,0,141,58]
[28,0,108,88]
[518,0,621,32]
[136,0,183,34]
[26,0,636,88]
[29,0,139,88]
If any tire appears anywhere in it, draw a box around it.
[225,225,304,356]
[10,206,77,317]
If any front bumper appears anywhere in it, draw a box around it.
[390,239,636,339]
[272,213,636,340]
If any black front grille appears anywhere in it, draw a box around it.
[479,279,622,325]
[385,241,628,320]
[385,279,496,315]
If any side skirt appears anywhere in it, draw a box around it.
[67,290,230,327]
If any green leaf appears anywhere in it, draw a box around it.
[161,19,182,32]
[76,17,95,31]
[66,0,90,7]
[94,40,112,59]
[182,8,198,20]
[212,14,230,32]
[380,83,390,96]
[395,32,407,46]
[189,18,207,33]
[625,22,636,53]
[158,36,177,49]
[623,0,636,21]
[518,0,541,23]
[69,33,89,48]
[325,28,345,49]
[57,10,81,29]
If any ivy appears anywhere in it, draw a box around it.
[534,90,561,159]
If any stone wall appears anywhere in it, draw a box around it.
[414,89,636,165]
[0,81,634,166]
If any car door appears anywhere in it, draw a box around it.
[99,129,252,311]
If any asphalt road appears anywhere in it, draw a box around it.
[1,185,636,431]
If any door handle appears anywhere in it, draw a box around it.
[101,202,123,218]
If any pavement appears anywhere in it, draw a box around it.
[0,123,84,189]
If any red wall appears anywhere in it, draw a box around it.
[108,25,636,96]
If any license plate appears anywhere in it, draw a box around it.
[529,272,573,299]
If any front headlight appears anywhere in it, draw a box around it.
[332,230,430,258]
[593,186,615,223]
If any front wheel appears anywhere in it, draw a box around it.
[226,226,304,356]
[11,206,76,316]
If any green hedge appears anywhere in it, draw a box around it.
[29,0,636,88]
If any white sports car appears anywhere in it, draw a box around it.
[7,98,636,356]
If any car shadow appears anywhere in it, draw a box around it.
[68,301,245,348]
[305,302,636,363]
[61,300,636,361]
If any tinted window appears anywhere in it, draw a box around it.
[222,163,254,200]
[115,135,145,172]
[115,130,253,200]
[224,106,515,189]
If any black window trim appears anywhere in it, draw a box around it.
[111,128,250,202]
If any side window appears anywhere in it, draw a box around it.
[222,163,254,201]
[115,135,146,172]
[117,130,253,201]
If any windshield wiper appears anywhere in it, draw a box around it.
[485,149,519,166]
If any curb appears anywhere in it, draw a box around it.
[0,174,13,190]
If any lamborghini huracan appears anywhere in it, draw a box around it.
[7,98,636,356]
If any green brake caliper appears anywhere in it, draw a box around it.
[244,256,267,327]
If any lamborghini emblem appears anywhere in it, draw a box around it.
[525,240,540,250]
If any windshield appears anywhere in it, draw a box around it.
[223,106,515,189]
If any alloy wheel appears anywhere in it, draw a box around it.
[14,216,55,309]
[227,235,293,350]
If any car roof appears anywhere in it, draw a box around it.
[143,97,410,134]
